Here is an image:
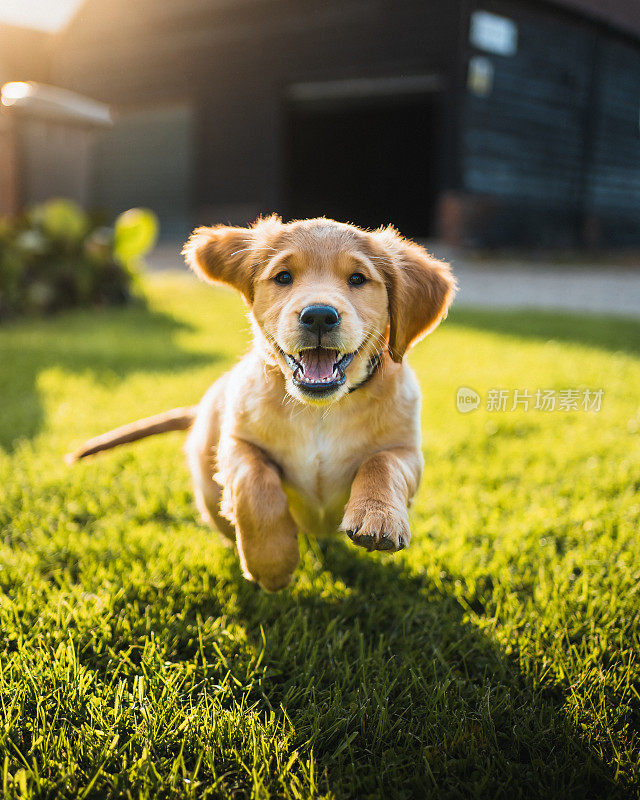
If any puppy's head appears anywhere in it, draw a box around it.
[184,216,456,405]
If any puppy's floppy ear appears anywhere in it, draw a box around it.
[183,225,256,302]
[375,228,457,363]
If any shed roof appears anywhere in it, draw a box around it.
[546,0,640,40]
[0,81,111,126]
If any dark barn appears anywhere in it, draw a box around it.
[8,0,640,247]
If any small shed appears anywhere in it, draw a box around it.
[0,81,111,216]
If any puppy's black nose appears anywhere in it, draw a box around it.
[299,305,340,333]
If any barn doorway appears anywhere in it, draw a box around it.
[283,83,444,238]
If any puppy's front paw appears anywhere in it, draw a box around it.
[340,499,411,553]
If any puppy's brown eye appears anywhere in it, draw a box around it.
[274,271,293,285]
[348,273,366,286]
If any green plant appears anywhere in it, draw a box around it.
[0,199,159,320]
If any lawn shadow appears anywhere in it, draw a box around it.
[449,307,640,356]
[233,541,631,799]
[0,303,214,452]
[51,527,632,798]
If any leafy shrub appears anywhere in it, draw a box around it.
[0,199,159,320]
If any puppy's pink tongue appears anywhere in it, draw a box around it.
[299,348,337,381]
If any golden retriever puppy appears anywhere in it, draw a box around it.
[68,217,455,591]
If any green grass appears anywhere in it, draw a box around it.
[0,272,639,799]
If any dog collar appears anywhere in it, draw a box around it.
[348,351,383,394]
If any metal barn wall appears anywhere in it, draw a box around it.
[51,0,463,228]
[47,0,640,246]
[462,4,593,245]
[460,0,640,246]
[585,38,640,245]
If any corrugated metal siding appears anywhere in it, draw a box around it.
[585,38,640,244]
[462,3,640,245]
[462,9,593,210]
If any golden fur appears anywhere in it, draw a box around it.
[183,216,455,591]
[69,217,456,592]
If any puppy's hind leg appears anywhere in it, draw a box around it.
[186,435,235,542]
[186,380,235,542]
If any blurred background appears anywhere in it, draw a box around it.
[1,0,640,316]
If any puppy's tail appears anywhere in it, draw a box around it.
[65,405,197,464]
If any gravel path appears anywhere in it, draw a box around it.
[451,260,640,318]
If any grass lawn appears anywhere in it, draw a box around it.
[0,271,639,799]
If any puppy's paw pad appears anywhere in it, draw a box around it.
[341,500,410,553]
[377,534,398,551]
[351,531,375,551]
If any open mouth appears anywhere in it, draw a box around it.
[283,348,355,394]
